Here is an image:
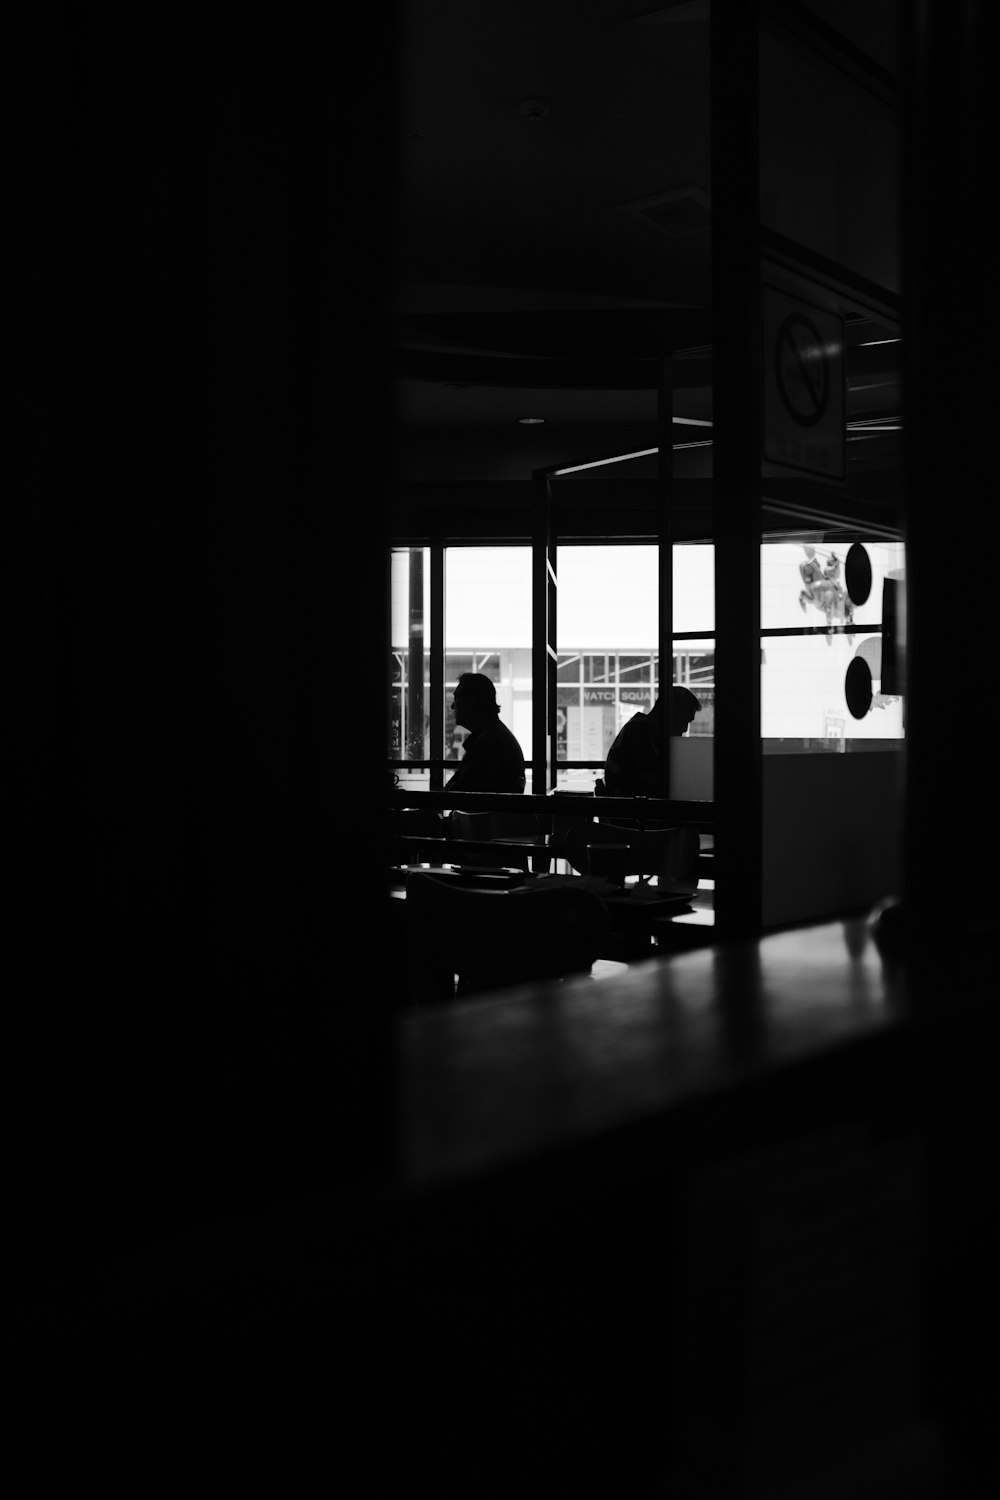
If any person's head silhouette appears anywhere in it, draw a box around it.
[452,672,500,732]
[664,685,701,737]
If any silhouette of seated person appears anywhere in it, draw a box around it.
[446,673,526,795]
[603,685,701,800]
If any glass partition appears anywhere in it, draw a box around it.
[444,547,534,787]
[554,545,659,790]
[761,540,905,748]
[552,543,717,790]
[390,546,430,789]
[673,541,715,731]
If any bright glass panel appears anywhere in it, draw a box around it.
[444,547,533,781]
[673,543,715,636]
[556,547,658,786]
[390,547,430,768]
[553,544,718,788]
[761,540,905,745]
[557,545,659,650]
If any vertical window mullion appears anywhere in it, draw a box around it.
[429,542,445,788]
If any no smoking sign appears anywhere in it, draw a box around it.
[763,283,845,480]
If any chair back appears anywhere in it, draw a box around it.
[449,808,521,868]
[450,808,544,869]
[389,804,448,864]
[491,810,543,841]
[390,805,446,837]
[562,821,700,895]
[450,809,496,841]
[403,870,610,1003]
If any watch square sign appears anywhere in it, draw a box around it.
[763,283,846,481]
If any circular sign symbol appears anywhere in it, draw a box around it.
[845,543,872,606]
[845,656,873,720]
[774,312,830,428]
[854,635,882,679]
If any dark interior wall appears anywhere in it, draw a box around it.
[396,422,663,481]
[394,411,718,482]
[10,5,396,1280]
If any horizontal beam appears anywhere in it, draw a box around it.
[390,788,714,825]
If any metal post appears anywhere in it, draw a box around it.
[900,0,992,957]
[406,547,425,765]
[532,470,556,793]
[429,541,445,787]
[658,355,674,800]
[711,0,764,939]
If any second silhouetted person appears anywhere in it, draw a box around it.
[603,685,701,797]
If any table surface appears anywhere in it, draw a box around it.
[389,863,713,922]
[399,914,974,1195]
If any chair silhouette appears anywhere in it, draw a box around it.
[559,822,701,962]
[450,808,546,870]
[389,804,448,863]
[561,820,700,896]
[403,869,611,1004]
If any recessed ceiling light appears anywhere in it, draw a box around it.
[518,416,545,425]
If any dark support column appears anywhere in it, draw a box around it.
[657,357,674,799]
[711,1,764,939]
[900,0,994,958]
[406,550,426,761]
[9,6,399,1284]
[429,543,445,787]
[899,19,995,1488]
[532,471,556,793]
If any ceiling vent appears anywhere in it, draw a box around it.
[623,184,711,238]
